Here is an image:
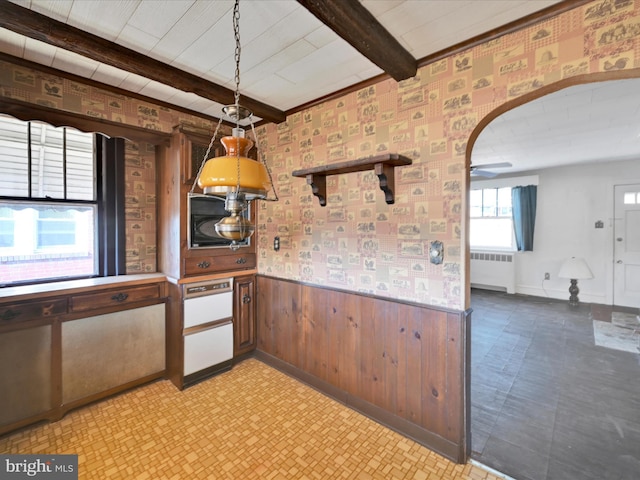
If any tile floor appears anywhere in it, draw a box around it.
[1,358,501,480]
[470,289,640,480]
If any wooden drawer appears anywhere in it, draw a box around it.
[184,253,256,276]
[0,298,68,325]
[70,284,162,313]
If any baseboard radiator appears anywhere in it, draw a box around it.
[470,251,515,294]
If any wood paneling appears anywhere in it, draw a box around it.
[233,275,257,356]
[256,275,471,463]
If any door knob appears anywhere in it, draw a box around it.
[617,237,623,242]
[617,260,623,264]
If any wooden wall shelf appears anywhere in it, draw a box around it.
[292,154,412,206]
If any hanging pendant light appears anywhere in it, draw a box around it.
[195,0,277,248]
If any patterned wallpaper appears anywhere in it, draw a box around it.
[1,0,639,309]
[0,60,220,274]
[256,0,640,310]
[123,140,159,273]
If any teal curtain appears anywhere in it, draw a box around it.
[512,185,537,251]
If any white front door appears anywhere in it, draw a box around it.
[614,184,640,308]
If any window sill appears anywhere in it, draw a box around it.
[0,273,167,302]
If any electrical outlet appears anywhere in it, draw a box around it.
[544,272,550,280]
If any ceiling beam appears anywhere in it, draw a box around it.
[0,0,287,124]
[297,0,417,82]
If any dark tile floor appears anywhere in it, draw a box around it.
[470,289,640,480]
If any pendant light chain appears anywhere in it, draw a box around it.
[233,0,242,193]
[233,0,241,113]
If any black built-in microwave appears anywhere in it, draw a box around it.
[188,193,251,249]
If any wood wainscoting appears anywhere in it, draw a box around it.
[255,275,472,463]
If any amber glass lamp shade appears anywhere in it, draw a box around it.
[197,135,271,199]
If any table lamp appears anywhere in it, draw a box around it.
[558,257,593,307]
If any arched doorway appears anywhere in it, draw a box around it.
[466,71,640,479]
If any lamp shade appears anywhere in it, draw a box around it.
[558,257,593,280]
[197,135,271,199]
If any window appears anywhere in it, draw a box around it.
[0,114,124,286]
[470,187,514,250]
[0,206,14,247]
[623,192,640,204]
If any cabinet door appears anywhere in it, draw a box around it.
[183,135,222,186]
[0,325,52,427]
[61,303,165,404]
[234,275,256,356]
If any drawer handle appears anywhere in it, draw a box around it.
[236,257,246,264]
[242,294,251,304]
[197,261,211,269]
[111,293,129,303]
[1,309,20,322]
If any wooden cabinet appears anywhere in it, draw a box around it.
[165,273,256,390]
[181,128,224,187]
[0,298,67,323]
[157,124,257,279]
[234,274,256,356]
[158,125,260,390]
[69,284,162,312]
[0,325,52,429]
[0,274,167,436]
[184,253,256,277]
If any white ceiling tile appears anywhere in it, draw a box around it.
[199,103,229,120]
[91,63,130,86]
[304,25,336,49]
[163,90,203,106]
[231,6,320,70]
[242,74,294,106]
[51,49,99,77]
[128,0,195,39]
[7,0,31,7]
[0,28,26,57]
[170,9,234,76]
[233,1,300,45]
[136,79,179,99]
[27,0,73,22]
[183,96,216,112]
[226,39,317,92]
[118,73,152,93]
[277,39,371,85]
[150,0,232,63]
[66,0,141,41]
[116,24,160,54]
[370,1,474,37]
[361,0,405,17]
[23,37,57,66]
[356,65,386,81]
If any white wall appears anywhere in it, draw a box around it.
[472,158,640,305]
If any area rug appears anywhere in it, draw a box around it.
[593,312,640,354]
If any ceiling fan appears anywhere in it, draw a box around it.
[470,162,512,178]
